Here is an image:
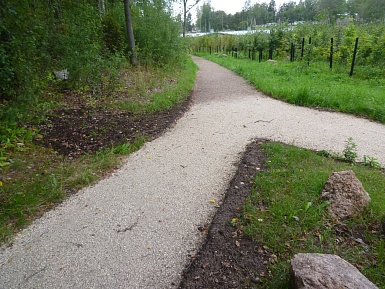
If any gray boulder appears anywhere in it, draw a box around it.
[321,170,370,220]
[290,253,378,289]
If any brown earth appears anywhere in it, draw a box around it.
[178,139,271,289]
[37,91,191,158]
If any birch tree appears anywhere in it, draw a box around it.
[182,0,200,37]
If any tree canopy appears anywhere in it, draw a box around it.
[191,0,385,32]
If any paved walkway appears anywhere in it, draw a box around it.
[1,56,385,288]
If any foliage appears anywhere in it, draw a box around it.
[190,23,385,70]
[0,0,189,168]
[243,142,385,288]
[192,0,385,32]
[132,0,186,66]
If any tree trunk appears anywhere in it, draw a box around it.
[124,0,138,66]
[98,0,105,13]
[183,0,187,37]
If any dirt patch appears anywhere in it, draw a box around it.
[178,139,271,289]
[37,92,191,158]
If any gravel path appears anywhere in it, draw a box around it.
[1,56,385,289]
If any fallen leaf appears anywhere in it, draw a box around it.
[209,200,216,203]
[235,240,240,247]
[269,254,278,264]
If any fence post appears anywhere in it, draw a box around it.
[235,47,238,58]
[307,37,312,66]
[301,37,305,59]
[350,37,359,77]
[291,43,296,62]
[269,47,273,60]
[259,50,263,62]
[330,38,333,70]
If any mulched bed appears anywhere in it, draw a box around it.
[178,139,271,289]
[37,93,191,158]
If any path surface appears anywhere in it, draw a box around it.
[1,56,385,289]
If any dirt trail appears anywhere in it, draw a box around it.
[1,56,384,288]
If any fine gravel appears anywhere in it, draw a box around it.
[1,56,385,289]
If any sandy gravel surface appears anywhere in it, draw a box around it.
[1,56,385,289]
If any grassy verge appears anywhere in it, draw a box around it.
[0,57,198,245]
[109,58,197,113]
[195,53,385,124]
[242,142,385,288]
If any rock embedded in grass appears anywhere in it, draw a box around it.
[320,170,370,220]
[290,253,379,289]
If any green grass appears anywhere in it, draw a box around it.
[110,58,198,113]
[0,57,198,245]
[242,142,385,288]
[196,53,385,124]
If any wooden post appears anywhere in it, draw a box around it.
[330,38,334,70]
[350,38,359,77]
[307,37,312,66]
[301,37,305,59]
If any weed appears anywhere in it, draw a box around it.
[343,137,358,163]
[363,155,381,169]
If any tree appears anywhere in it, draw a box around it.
[267,0,276,22]
[317,0,346,23]
[182,0,200,37]
[277,2,298,23]
[186,12,193,32]
[123,0,138,66]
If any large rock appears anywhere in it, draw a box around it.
[321,170,370,220]
[290,253,378,289]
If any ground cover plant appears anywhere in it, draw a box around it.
[0,58,197,245]
[242,142,385,288]
[195,52,385,124]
